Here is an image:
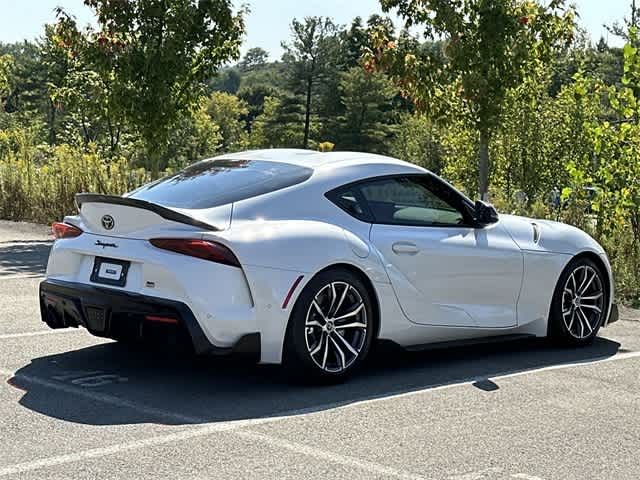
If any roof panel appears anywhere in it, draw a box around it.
[210,149,416,170]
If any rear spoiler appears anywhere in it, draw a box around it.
[75,194,220,231]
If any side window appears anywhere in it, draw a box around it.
[327,187,372,222]
[358,176,466,226]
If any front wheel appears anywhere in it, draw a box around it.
[283,268,375,382]
[549,257,607,346]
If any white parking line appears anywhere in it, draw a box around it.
[447,467,503,479]
[0,423,247,478]
[235,430,427,480]
[447,469,546,480]
[0,368,427,479]
[0,329,83,340]
[1,350,639,478]
[0,420,427,479]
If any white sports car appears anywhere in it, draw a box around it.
[40,149,618,381]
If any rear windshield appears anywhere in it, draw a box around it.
[127,159,313,209]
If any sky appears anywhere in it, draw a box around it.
[0,0,632,60]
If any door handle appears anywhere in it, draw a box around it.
[392,242,419,255]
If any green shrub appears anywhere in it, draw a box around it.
[0,141,149,223]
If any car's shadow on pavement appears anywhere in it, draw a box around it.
[8,335,622,426]
[0,240,52,277]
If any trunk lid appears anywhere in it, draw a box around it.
[71,194,230,240]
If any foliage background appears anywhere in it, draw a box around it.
[0,1,638,305]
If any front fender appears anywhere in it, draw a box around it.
[500,214,605,255]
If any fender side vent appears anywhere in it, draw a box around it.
[531,223,541,244]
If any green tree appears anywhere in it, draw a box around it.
[338,17,369,70]
[589,30,640,244]
[57,0,245,175]
[391,114,445,174]
[209,68,242,94]
[161,101,222,170]
[238,47,270,72]
[0,42,45,115]
[250,95,306,148]
[282,17,338,148]
[368,0,575,199]
[237,83,279,127]
[44,17,123,150]
[550,33,624,96]
[233,58,287,131]
[557,30,640,303]
[318,15,396,143]
[0,40,56,143]
[38,28,75,145]
[336,67,396,152]
[206,91,249,152]
[0,54,14,107]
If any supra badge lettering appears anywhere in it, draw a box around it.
[95,240,118,249]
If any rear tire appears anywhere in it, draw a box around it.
[283,268,375,383]
[548,257,607,346]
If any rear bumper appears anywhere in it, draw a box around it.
[39,279,260,358]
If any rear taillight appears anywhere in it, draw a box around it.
[149,239,241,267]
[52,222,83,239]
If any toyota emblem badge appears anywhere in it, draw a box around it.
[101,215,115,230]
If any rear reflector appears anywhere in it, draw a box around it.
[149,238,240,267]
[145,315,179,325]
[52,222,83,239]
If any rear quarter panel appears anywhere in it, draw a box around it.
[208,220,388,282]
[203,220,393,363]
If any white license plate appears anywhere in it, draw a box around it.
[91,257,129,287]
[98,262,123,281]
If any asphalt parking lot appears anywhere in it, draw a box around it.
[0,220,639,479]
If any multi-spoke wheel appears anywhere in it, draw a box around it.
[549,257,607,345]
[284,268,375,382]
[304,281,368,373]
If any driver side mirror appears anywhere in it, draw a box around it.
[474,200,499,225]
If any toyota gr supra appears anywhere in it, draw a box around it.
[40,149,619,381]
